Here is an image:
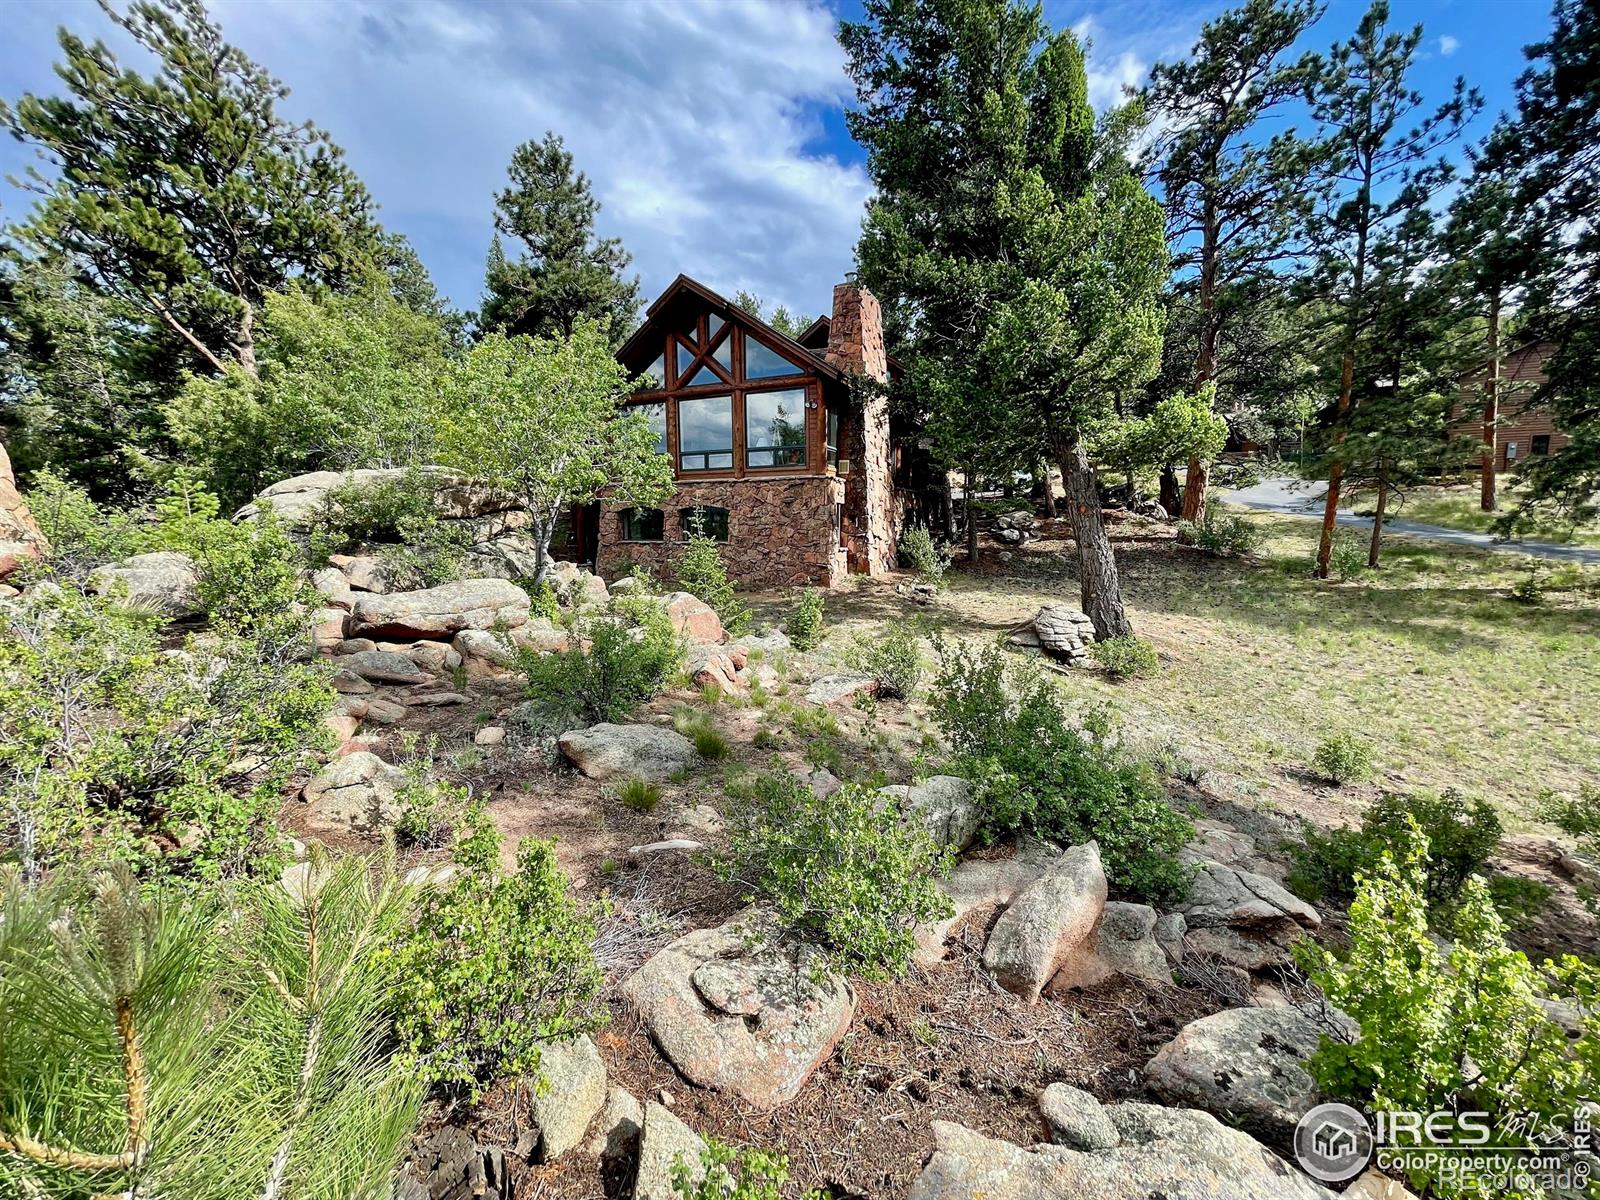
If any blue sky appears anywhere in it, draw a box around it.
[0,0,1556,321]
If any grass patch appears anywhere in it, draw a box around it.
[1347,481,1600,549]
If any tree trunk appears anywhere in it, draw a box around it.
[1180,455,1210,522]
[941,473,957,541]
[1480,289,1501,512]
[1316,342,1357,578]
[234,299,259,377]
[1159,465,1181,518]
[1036,462,1057,519]
[964,465,978,562]
[1368,461,1389,569]
[1057,433,1132,641]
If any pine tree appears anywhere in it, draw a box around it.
[1298,0,1478,578]
[842,0,1167,639]
[0,0,379,377]
[1481,0,1600,530]
[480,133,640,344]
[1145,0,1318,523]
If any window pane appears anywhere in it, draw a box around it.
[713,336,732,372]
[678,395,733,471]
[634,401,667,454]
[675,340,696,380]
[706,317,725,346]
[744,333,800,379]
[622,507,664,541]
[827,408,840,470]
[746,388,807,468]
[686,364,720,387]
[683,505,730,542]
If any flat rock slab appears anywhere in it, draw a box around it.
[805,673,878,705]
[983,843,1107,1003]
[1143,1005,1328,1147]
[349,578,531,641]
[622,915,856,1111]
[559,723,695,782]
[907,1109,1334,1200]
[340,649,428,684]
[1175,856,1321,931]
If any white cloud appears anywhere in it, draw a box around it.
[1439,34,1460,57]
[201,0,872,317]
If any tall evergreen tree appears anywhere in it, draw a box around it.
[842,0,1167,639]
[1483,0,1600,530]
[1297,0,1477,578]
[480,133,640,344]
[1145,0,1319,522]
[0,0,378,378]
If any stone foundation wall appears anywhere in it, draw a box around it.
[596,475,846,589]
[825,284,896,577]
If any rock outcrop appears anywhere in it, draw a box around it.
[525,1036,606,1162]
[623,914,856,1110]
[348,578,531,641]
[1008,605,1097,663]
[882,775,980,853]
[89,551,204,619]
[1173,855,1322,971]
[559,723,696,783]
[0,441,49,580]
[301,751,407,832]
[634,1102,707,1200]
[982,843,1107,1002]
[907,1106,1334,1200]
[1143,1005,1332,1146]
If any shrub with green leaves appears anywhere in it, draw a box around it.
[389,811,606,1097]
[930,640,1194,901]
[854,619,924,700]
[0,584,334,881]
[676,519,750,635]
[784,588,825,651]
[1091,635,1158,679]
[1176,507,1263,556]
[1288,789,1503,908]
[521,593,684,724]
[307,470,469,590]
[672,1137,823,1200]
[899,526,951,588]
[714,769,953,979]
[1296,823,1598,1199]
[1311,732,1374,784]
[19,468,143,581]
[1326,529,1370,580]
[392,734,475,848]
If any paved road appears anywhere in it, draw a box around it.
[1215,475,1600,566]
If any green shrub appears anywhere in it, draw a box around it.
[19,468,143,581]
[931,640,1193,901]
[307,470,469,590]
[1296,823,1598,1196]
[672,1137,822,1200]
[390,812,606,1097]
[527,579,562,623]
[1288,789,1503,908]
[899,526,951,588]
[1176,508,1263,556]
[1091,635,1158,679]
[521,594,684,724]
[392,735,474,848]
[714,770,953,979]
[616,777,662,814]
[784,589,825,651]
[854,620,925,700]
[676,521,750,636]
[1326,529,1370,580]
[0,584,334,881]
[1486,872,1552,933]
[1509,572,1545,605]
[1311,732,1374,784]
[187,506,313,634]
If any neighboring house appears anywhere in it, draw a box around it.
[582,274,902,588]
[1454,340,1568,473]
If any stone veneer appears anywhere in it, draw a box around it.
[596,475,847,588]
[825,283,897,577]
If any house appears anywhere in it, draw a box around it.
[1454,341,1568,472]
[586,274,901,588]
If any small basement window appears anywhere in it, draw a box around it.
[682,505,730,542]
[621,507,664,542]
[1531,434,1551,456]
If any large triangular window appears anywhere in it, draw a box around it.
[744,333,801,380]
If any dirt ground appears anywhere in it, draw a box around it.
[279,512,1600,1197]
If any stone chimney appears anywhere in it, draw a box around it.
[825,280,895,576]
